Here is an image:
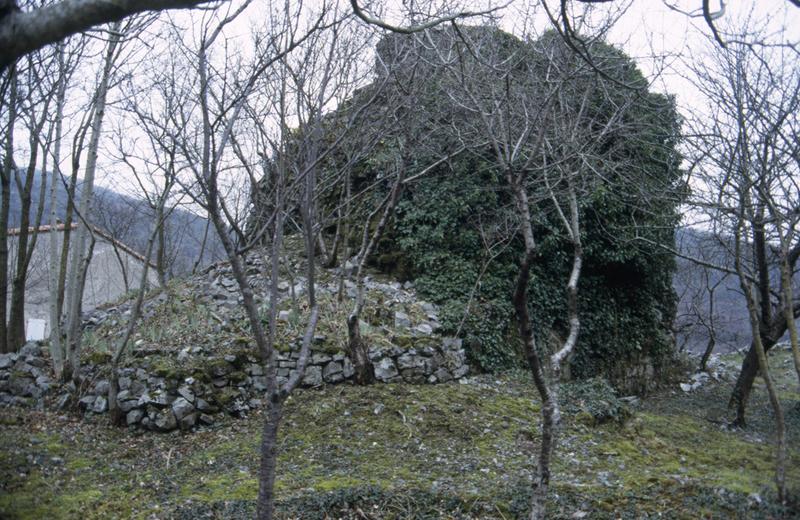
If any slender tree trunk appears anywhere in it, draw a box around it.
[192,218,211,274]
[256,113,321,518]
[109,243,130,293]
[347,152,406,385]
[8,174,33,350]
[699,288,716,372]
[49,43,68,377]
[0,64,16,354]
[779,261,800,398]
[320,187,345,268]
[156,206,168,287]
[108,231,157,424]
[12,133,52,349]
[196,36,287,520]
[753,215,771,326]
[57,160,80,318]
[9,113,48,350]
[734,214,786,503]
[257,398,283,520]
[64,24,121,382]
[255,162,286,520]
[336,167,351,303]
[508,173,554,520]
[699,334,716,373]
[513,246,555,520]
[730,333,780,426]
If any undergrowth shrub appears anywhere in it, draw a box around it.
[560,377,633,426]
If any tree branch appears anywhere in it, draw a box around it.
[348,0,508,34]
[0,0,220,70]
[702,0,727,48]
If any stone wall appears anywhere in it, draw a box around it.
[0,343,52,408]
[0,338,470,433]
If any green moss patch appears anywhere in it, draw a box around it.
[2,360,798,519]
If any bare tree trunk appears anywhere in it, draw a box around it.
[513,246,555,520]
[108,242,130,293]
[9,103,51,350]
[347,152,406,385]
[57,144,83,318]
[156,205,168,286]
[0,63,16,354]
[64,24,121,382]
[319,186,346,268]
[49,42,68,377]
[699,279,717,372]
[509,167,584,520]
[782,260,800,390]
[734,214,786,503]
[256,128,322,517]
[729,322,782,425]
[108,229,157,424]
[753,213,771,326]
[336,167,352,303]
[192,218,211,274]
[257,398,283,520]
[255,162,286,520]
[699,334,716,372]
[8,171,34,349]
[508,173,554,520]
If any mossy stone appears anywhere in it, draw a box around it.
[86,351,112,365]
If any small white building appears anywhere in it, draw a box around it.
[8,223,159,341]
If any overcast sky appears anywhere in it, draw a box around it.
[599,1,798,111]
[14,0,797,197]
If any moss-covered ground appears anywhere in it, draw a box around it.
[1,349,799,519]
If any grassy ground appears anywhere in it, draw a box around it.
[1,350,798,519]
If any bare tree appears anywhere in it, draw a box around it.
[106,157,176,425]
[0,31,70,353]
[410,19,677,517]
[62,21,125,382]
[7,47,59,351]
[90,192,138,292]
[60,15,157,381]
[685,21,799,502]
[341,35,431,385]
[686,23,800,428]
[673,235,733,370]
[47,36,85,378]
[0,62,18,354]
[160,3,339,517]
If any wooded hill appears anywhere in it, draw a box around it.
[8,170,223,277]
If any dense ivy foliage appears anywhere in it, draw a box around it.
[383,34,681,386]
[252,28,683,389]
[393,157,522,370]
[390,141,680,382]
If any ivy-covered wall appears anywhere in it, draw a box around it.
[252,27,684,392]
[389,147,680,388]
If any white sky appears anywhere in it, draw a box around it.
[10,1,800,201]
[598,1,798,114]
[189,0,800,139]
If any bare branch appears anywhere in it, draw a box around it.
[0,0,222,70]
[349,0,509,34]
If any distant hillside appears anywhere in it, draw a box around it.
[6,173,778,356]
[8,170,224,277]
[672,227,789,355]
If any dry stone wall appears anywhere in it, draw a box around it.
[1,251,473,432]
[0,338,469,432]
